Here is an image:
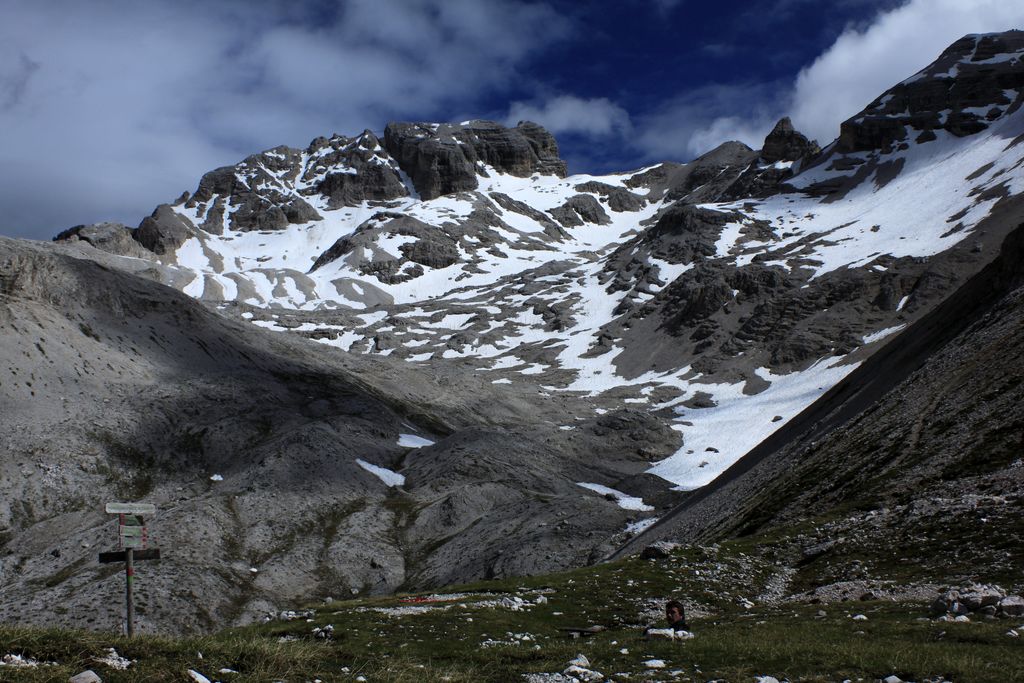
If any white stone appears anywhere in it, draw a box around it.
[568,654,590,668]
[187,671,212,683]
[95,649,132,671]
[852,614,868,621]
[643,659,666,669]
[68,672,102,683]
[2,654,42,669]
[563,664,604,681]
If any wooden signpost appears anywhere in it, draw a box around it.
[99,502,160,637]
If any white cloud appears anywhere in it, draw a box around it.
[631,0,1024,164]
[506,95,632,137]
[0,0,567,240]
[791,0,1024,144]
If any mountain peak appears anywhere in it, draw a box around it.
[836,29,1024,154]
[760,117,820,164]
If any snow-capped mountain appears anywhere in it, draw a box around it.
[58,31,1024,493]
[7,29,1022,636]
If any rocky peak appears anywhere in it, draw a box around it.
[303,129,408,210]
[383,120,568,200]
[837,30,1024,153]
[760,117,820,164]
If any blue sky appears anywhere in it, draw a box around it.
[1,0,1023,240]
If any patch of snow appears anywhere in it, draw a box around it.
[577,483,654,511]
[398,434,435,448]
[356,459,406,487]
[650,357,859,489]
[862,324,906,345]
[625,518,657,535]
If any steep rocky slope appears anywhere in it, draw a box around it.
[614,222,1024,587]
[0,238,680,634]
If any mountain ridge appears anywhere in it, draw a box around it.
[3,30,1023,634]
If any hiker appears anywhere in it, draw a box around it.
[644,599,690,635]
[665,599,689,631]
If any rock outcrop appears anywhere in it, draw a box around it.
[837,32,1024,153]
[383,120,567,200]
[52,222,153,260]
[760,117,820,164]
[134,204,197,255]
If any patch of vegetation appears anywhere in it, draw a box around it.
[2,534,1021,682]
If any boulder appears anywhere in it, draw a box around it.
[960,585,1005,610]
[999,596,1024,618]
[69,672,102,683]
[134,204,195,254]
[640,540,678,559]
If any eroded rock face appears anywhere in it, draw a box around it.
[549,194,611,227]
[837,32,1024,153]
[182,132,411,234]
[52,222,154,260]
[306,131,409,209]
[187,146,321,233]
[383,120,568,200]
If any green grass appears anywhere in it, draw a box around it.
[2,538,1021,682]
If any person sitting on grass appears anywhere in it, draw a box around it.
[665,599,689,631]
[644,599,690,636]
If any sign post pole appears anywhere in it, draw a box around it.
[126,547,135,638]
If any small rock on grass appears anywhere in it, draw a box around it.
[568,654,590,668]
[187,670,211,683]
[643,659,666,669]
[69,672,102,683]
[563,664,604,681]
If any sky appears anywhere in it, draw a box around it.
[1,0,1023,240]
